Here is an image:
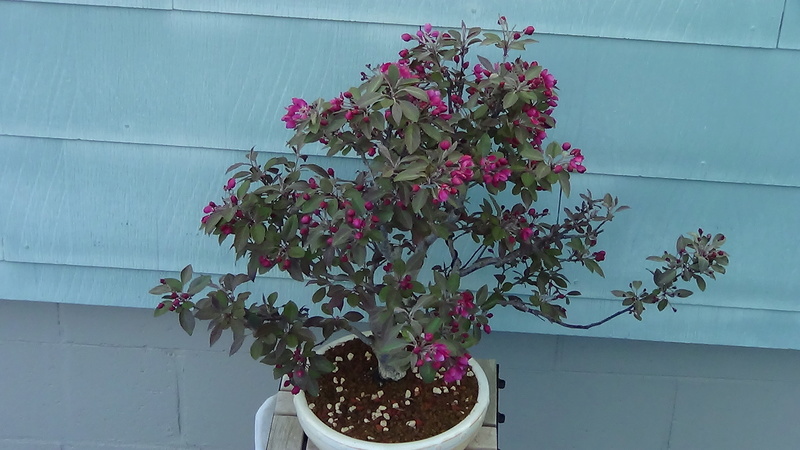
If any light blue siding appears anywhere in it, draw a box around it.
[174,0,785,48]
[2,0,800,349]
[780,0,800,49]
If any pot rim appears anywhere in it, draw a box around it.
[293,333,490,448]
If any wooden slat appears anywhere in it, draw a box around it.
[467,427,499,450]
[478,359,498,428]
[274,391,296,416]
[267,415,305,450]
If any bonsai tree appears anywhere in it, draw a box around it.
[151,18,729,396]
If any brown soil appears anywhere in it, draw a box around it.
[306,337,478,443]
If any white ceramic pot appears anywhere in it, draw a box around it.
[293,334,490,450]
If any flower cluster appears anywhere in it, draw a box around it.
[479,155,512,187]
[281,98,312,129]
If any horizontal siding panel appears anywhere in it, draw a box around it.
[174,0,784,48]
[0,136,333,275]
[492,293,800,351]
[19,0,171,8]
[0,2,397,153]
[2,2,799,187]
[3,136,797,313]
[557,174,800,314]
[779,0,800,49]
[4,261,800,351]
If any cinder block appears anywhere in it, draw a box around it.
[59,303,232,352]
[670,378,800,450]
[62,345,180,444]
[468,331,558,371]
[62,445,186,450]
[0,300,60,343]
[499,371,675,449]
[557,335,800,382]
[0,342,65,440]
[0,439,62,450]
[178,349,279,448]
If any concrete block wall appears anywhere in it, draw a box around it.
[3,298,800,450]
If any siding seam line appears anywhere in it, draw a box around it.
[1,132,798,190]
[777,0,789,48]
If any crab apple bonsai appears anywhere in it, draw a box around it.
[150,18,729,444]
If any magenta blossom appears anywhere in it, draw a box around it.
[281,98,311,129]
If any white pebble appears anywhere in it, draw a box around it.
[406,420,416,427]
[335,386,343,393]
[347,353,354,361]
[432,387,442,394]
[404,390,412,399]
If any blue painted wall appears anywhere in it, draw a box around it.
[2,0,800,349]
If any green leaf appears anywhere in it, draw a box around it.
[282,215,299,241]
[164,278,182,292]
[420,122,442,140]
[391,101,402,124]
[404,123,421,153]
[250,339,264,360]
[283,301,299,321]
[502,91,519,109]
[584,259,605,277]
[250,223,266,244]
[411,189,429,213]
[312,287,326,303]
[287,246,306,259]
[179,308,195,335]
[149,284,171,295]
[343,311,364,322]
[398,100,420,123]
[674,289,693,298]
[401,86,430,102]
[180,265,193,286]
[447,273,461,292]
[521,172,535,187]
[557,171,571,197]
[477,133,492,154]
[153,303,170,316]
[187,275,212,296]
[419,363,436,383]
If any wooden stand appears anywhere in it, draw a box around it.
[266,359,500,450]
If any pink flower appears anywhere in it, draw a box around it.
[379,61,416,79]
[281,98,311,129]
